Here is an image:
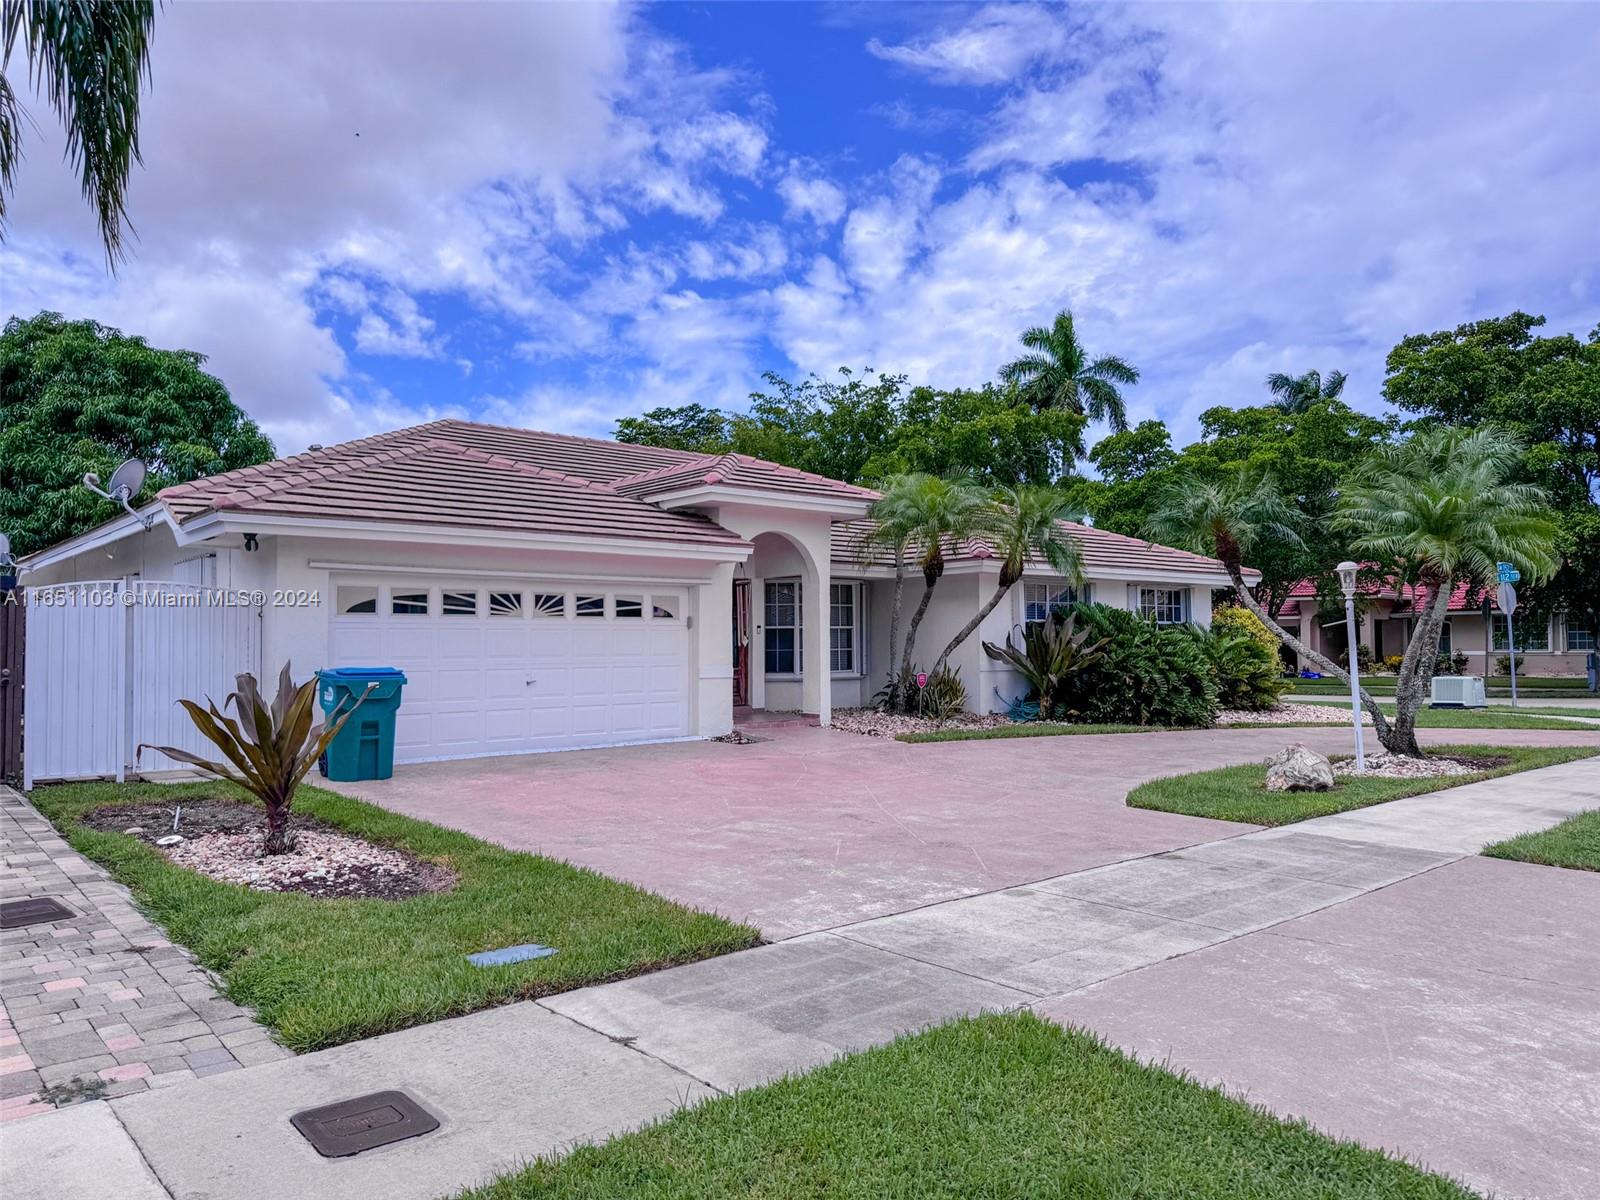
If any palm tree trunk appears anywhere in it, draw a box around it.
[896,583,940,711]
[1385,578,1453,758]
[931,579,1014,677]
[1223,569,1395,742]
[886,552,906,685]
[263,799,293,855]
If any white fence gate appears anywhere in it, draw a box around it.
[23,580,262,787]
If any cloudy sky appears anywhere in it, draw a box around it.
[3,1,1597,456]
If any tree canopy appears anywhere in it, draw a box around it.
[1384,311,1600,634]
[0,311,275,555]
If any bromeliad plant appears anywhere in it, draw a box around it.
[982,612,1108,720]
[140,666,371,854]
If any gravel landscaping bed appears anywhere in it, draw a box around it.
[831,707,1012,738]
[1331,751,1506,780]
[1217,702,1368,726]
[83,799,457,899]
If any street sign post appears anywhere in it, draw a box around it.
[1496,581,1518,708]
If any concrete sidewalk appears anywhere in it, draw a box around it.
[4,754,1594,1200]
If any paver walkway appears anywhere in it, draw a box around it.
[7,753,1589,1200]
[0,788,288,1120]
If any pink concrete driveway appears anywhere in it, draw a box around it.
[325,725,1600,939]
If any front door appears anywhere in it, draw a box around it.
[732,578,751,706]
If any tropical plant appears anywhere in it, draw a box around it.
[982,612,1107,719]
[1,0,158,264]
[1056,604,1217,728]
[1265,368,1347,414]
[1195,626,1285,711]
[913,664,968,722]
[1332,424,1558,754]
[140,666,371,854]
[929,484,1085,677]
[999,309,1138,440]
[869,473,988,712]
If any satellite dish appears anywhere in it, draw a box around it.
[108,458,147,502]
[0,532,11,562]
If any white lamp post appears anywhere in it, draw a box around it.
[1336,561,1366,772]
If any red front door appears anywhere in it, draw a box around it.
[732,578,751,706]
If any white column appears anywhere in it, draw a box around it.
[802,551,832,726]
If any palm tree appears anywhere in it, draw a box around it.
[1,0,157,265]
[1265,368,1347,414]
[858,477,922,696]
[929,485,1085,676]
[1332,425,1557,755]
[1000,309,1138,434]
[1144,470,1397,738]
[871,474,989,710]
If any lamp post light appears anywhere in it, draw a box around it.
[1336,560,1366,772]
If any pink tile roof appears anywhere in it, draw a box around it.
[611,452,879,503]
[833,518,1255,580]
[1279,571,1494,616]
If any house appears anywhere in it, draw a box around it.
[20,419,1249,766]
[1276,574,1592,677]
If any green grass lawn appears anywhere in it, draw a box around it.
[32,781,760,1051]
[1126,744,1596,827]
[458,1012,1475,1200]
[1291,700,1594,730]
[1288,678,1588,698]
[1482,809,1600,872]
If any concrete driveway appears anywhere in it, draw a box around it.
[324,723,1600,938]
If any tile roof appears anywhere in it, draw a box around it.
[833,519,1256,580]
[1280,571,1495,615]
[157,420,869,547]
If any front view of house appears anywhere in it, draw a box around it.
[21,420,1247,769]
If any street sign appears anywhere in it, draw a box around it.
[1496,562,1520,583]
[1496,582,1517,616]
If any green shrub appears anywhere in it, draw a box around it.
[1197,627,1288,711]
[981,612,1108,719]
[1056,604,1218,728]
[1495,654,1524,676]
[1211,604,1280,657]
[914,665,968,721]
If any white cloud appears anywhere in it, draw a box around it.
[778,164,847,226]
[866,6,1072,85]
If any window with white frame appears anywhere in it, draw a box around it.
[1568,622,1595,651]
[829,582,860,674]
[1438,619,1452,655]
[765,580,800,675]
[1023,581,1084,627]
[1492,614,1550,651]
[1137,587,1189,625]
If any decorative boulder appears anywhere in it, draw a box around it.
[1264,744,1335,792]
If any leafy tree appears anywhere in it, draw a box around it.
[0,312,274,554]
[1332,425,1558,756]
[1384,311,1600,638]
[613,403,730,453]
[732,369,905,484]
[929,484,1085,676]
[879,385,1084,484]
[1,0,157,264]
[999,309,1138,443]
[1265,368,1347,414]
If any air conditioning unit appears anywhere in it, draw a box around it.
[1430,676,1486,708]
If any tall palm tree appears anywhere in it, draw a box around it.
[1144,470,1396,738]
[871,474,989,710]
[929,484,1085,676]
[858,477,921,693]
[1,0,157,265]
[1265,368,1347,414]
[1000,309,1138,434]
[1333,425,1557,755]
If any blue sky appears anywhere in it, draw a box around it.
[3,2,1597,458]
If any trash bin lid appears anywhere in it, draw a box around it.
[319,666,407,680]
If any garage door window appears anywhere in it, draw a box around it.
[651,595,679,619]
[532,592,565,617]
[337,586,377,615]
[615,595,643,619]
[441,590,478,617]
[575,594,605,618]
[392,589,430,615]
[488,591,523,617]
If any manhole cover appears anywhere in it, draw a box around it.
[0,897,75,930]
[290,1091,439,1158]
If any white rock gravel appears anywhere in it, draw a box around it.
[1331,752,1480,780]
[830,707,1011,738]
[1217,702,1373,726]
[163,827,425,894]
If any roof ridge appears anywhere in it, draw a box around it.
[431,417,702,463]
[419,438,647,500]
[158,423,445,503]
[194,436,459,512]
[607,452,728,491]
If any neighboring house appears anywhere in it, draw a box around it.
[1276,575,1592,677]
[21,420,1247,766]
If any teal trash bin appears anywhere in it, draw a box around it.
[316,667,407,781]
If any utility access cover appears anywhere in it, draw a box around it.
[0,897,75,929]
[290,1091,440,1158]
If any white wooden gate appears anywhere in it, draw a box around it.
[23,580,262,787]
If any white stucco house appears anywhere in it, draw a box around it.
[20,419,1251,768]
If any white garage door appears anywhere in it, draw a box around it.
[328,581,690,762]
